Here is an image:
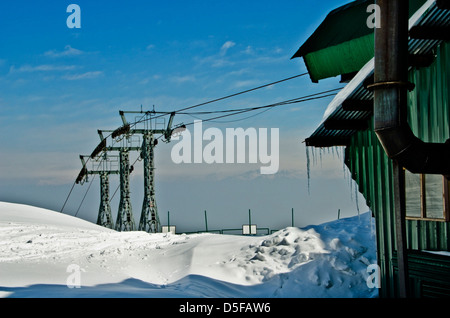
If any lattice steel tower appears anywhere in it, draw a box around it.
[74,107,184,233]
[98,171,113,228]
[115,148,135,231]
[139,131,160,232]
[76,151,119,229]
[119,109,182,233]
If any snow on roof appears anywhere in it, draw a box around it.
[306,0,439,147]
[321,57,374,125]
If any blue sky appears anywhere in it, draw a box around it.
[0,0,368,232]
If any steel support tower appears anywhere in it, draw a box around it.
[115,148,135,231]
[75,107,184,233]
[118,109,184,233]
[139,131,160,232]
[98,171,114,229]
[77,153,118,229]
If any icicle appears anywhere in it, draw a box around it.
[314,147,318,166]
[306,146,311,195]
[371,212,375,239]
[319,148,323,168]
[355,180,360,218]
[349,176,353,201]
[342,153,347,180]
[311,147,316,166]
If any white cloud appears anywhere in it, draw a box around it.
[225,68,251,77]
[242,45,254,55]
[62,71,103,80]
[220,41,236,56]
[146,44,155,51]
[232,79,261,89]
[170,75,196,83]
[273,47,283,54]
[9,64,77,73]
[211,58,235,68]
[44,45,84,58]
[139,74,161,85]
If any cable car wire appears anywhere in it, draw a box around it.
[60,72,336,215]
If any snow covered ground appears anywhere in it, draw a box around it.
[0,202,378,298]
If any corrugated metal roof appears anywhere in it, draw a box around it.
[292,0,427,82]
[292,0,374,59]
[305,0,449,147]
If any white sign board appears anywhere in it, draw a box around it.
[242,224,257,235]
[162,225,176,234]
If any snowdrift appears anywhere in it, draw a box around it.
[0,202,378,298]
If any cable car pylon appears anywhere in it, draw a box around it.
[74,108,185,233]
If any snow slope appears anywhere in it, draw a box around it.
[0,202,378,298]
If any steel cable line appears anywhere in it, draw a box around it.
[171,73,309,113]
[69,91,339,218]
[60,73,330,214]
[60,73,308,213]
[131,73,310,127]
[106,89,341,206]
[74,173,95,217]
[184,107,274,124]
[175,88,342,117]
[62,91,337,215]
[179,92,340,126]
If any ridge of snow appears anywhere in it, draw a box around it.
[0,202,378,298]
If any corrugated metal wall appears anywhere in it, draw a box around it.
[345,41,450,297]
[345,122,397,297]
[406,41,450,252]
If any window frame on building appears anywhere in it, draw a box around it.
[404,169,450,222]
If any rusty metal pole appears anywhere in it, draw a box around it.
[392,161,409,297]
[373,0,409,297]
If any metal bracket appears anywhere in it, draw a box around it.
[366,80,415,91]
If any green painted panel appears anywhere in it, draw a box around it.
[407,41,450,143]
[304,34,374,82]
[294,0,427,82]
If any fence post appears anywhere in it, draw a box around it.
[291,208,294,227]
[249,209,252,235]
[167,211,170,232]
[204,210,208,232]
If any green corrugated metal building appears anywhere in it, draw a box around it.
[293,0,450,297]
